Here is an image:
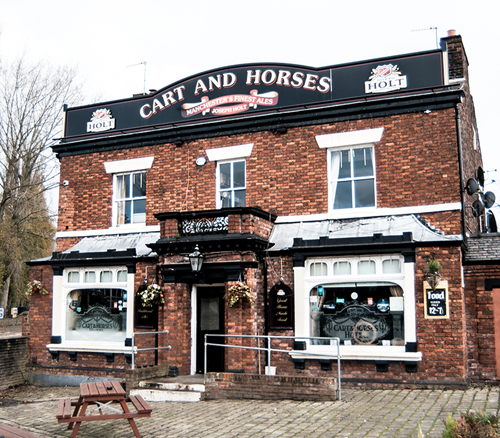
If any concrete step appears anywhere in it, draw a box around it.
[130,377,205,402]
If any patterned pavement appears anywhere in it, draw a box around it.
[0,384,499,437]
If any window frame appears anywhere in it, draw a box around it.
[216,159,246,209]
[112,170,147,226]
[47,266,135,354]
[104,156,154,229]
[293,254,420,362]
[328,144,377,212]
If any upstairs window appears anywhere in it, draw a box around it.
[330,146,375,210]
[217,160,246,208]
[104,156,153,228]
[114,171,146,225]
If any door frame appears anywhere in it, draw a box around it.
[190,284,225,375]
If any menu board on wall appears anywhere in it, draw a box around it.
[135,292,158,329]
[269,283,294,330]
[424,282,449,319]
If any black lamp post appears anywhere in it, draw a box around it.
[189,245,203,273]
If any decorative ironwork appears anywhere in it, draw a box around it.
[180,216,228,236]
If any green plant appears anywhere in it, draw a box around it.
[427,258,442,275]
[442,411,499,437]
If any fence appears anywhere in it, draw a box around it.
[204,334,342,400]
[131,330,171,370]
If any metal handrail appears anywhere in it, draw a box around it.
[204,334,342,401]
[131,330,171,370]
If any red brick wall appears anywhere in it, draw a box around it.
[57,110,462,235]
[463,264,500,383]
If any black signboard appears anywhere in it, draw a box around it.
[424,283,449,319]
[269,283,294,330]
[135,291,158,329]
[63,51,444,140]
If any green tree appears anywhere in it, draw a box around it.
[0,57,83,310]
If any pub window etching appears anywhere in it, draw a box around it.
[64,267,128,343]
[308,255,405,346]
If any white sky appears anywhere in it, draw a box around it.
[1,0,499,196]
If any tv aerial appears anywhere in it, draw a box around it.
[127,61,147,94]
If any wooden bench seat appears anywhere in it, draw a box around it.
[128,395,152,415]
[56,399,73,421]
[0,422,45,438]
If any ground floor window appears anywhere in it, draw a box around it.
[63,267,128,343]
[303,254,409,350]
[310,283,404,345]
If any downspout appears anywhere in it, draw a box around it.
[455,103,468,245]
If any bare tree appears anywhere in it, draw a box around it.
[0,57,83,310]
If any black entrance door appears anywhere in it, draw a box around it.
[196,287,225,373]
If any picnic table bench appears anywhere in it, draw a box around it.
[56,380,151,438]
[0,422,44,438]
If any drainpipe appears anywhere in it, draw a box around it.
[455,103,467,245]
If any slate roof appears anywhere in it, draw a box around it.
[60,232,160,258]
[464,234,500,263]
[268,214,462,252]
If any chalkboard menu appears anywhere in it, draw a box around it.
[269,283,294,330]
[424,282,449,319]
[135,288,158,329]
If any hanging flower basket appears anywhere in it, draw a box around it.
[26,280,48,297]
[140,284,165,307]
[225,282,255,307]
[425,258,442,291]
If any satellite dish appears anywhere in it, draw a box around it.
[483,191,496,209]
[487,211,498,233]
[466,178,479,195]
[477,167,485,187]
[472,199,485,217]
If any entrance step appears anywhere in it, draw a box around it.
[130,375,205,402]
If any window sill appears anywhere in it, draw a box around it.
[290,345,422,362]
[47,342,133,355]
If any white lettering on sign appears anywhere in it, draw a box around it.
[140,86,186,119]
[139,68,332,120]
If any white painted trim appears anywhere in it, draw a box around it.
[51,275,64,339]
[104,156,154,174]
[47,343,133,354]
[290,349,422,361]
[191,285,197,375]
[275,202,462,224]
[294,255,418,361]
[206,143,253,162]
[55,225,160,239]
[315,127,384,149]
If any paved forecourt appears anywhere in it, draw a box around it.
[0,385,499,437]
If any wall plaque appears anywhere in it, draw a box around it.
[135,292,158,329]
[424,281,449,319]
[269,283,294,330]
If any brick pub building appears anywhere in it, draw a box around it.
[27,31,500,389]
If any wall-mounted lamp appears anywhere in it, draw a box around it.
[189,245,203,273]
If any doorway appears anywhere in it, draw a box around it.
[196,287,225,374]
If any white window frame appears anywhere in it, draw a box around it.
[329,145,376,210]
[104,156,154,228]
[112,171,147,226]
[316,128,383,214]
[47,266,135,354]
[206,143,253,209]
[215,159,246,209]
[293,254,421,362]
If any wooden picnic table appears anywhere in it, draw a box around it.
[56,380,151,438]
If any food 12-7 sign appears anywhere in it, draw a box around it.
[423,281,449,319]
